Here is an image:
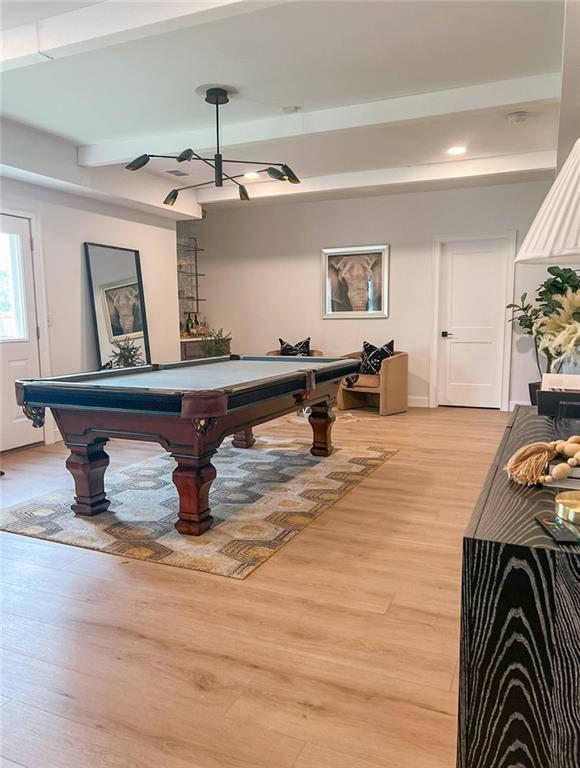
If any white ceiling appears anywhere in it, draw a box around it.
[143,100,560,185]
[0,0,564,143]
[0,1,102,30]
[0,0,566,212]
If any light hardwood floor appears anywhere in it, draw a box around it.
[0,406,508,768]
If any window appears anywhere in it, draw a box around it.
[0,232,27,341]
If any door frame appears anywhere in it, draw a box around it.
[1,206,54,444]
[429,231,517,412]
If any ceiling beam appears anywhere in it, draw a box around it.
[0,118,201,219]
[0,0,273,72]
[195,151,557,204]
[78,73,562,167]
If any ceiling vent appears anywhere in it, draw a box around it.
[166,169,189,177]
[507,111,529,124]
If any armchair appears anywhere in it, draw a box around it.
[337,351,408,416]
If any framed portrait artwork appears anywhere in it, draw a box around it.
[322,244,389,319]
[100,278,145,342]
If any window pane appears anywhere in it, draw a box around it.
[0,232,27,341]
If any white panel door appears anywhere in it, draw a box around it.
[437,237,511,408]
[0,214,42,450]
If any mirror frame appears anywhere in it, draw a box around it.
[84,241,151,369]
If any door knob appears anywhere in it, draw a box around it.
[441,331,454,338]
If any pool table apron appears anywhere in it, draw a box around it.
[48,379,338,536]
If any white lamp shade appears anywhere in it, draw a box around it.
[516,137,580,262]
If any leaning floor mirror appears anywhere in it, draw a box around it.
[84,242,151,369]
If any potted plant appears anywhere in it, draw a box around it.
[507,266,580,404]
[200,328,232,358]
[107,338,145,368]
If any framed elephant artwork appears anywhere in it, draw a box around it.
[100,279,144,341]
[322,244,389,319]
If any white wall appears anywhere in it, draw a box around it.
[186,180,551,407]
[1,177,180,375]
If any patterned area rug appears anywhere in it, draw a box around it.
[1,437,395,579]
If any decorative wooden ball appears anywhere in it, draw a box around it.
[568,458,578,467]
[568,435,580,444]
[563,442,580,457]
[551,463,572,481]
[544,475,554,484]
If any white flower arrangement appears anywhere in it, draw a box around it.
[508,267,580,375]
[533,288,580,367]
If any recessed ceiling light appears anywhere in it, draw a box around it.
[244,171,260,180]
[447,146,467,156]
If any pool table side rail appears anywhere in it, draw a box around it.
[15,358,360,418]
[13,355,353,386]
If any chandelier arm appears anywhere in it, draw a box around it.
[219,160,285,167]
[172,172,248,194]
[187,149,243,187]
[174,179,223,191]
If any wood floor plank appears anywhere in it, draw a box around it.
[227,691,455,768]
[1,603,458,766]
[0,406,508,767]
[293,743,386,768]
[0,533,86,569]
[0,699,219,768]
[0,556,312,630]
[2,651,304,768]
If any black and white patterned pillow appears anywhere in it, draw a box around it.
[360,340,394,374]
[279,337,311,356]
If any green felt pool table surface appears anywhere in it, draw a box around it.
[35,356,353,392]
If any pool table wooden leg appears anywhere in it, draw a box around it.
[172,454,216,536]
[65,439,111,516]
[309,401,336,457]
[232,428,256,449]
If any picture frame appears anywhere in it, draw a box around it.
[84,242,151,369]
[322,244,389,319]
[100,278,145,342]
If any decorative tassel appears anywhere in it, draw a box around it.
[505,442,556,486]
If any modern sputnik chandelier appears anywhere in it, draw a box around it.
[125,88,301,204]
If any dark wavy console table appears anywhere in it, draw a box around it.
[458,406,580,768]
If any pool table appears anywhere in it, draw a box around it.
[15,355,360,535]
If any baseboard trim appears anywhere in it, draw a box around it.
[408,396,429,408]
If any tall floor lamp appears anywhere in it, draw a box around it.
[516,137,580,263]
